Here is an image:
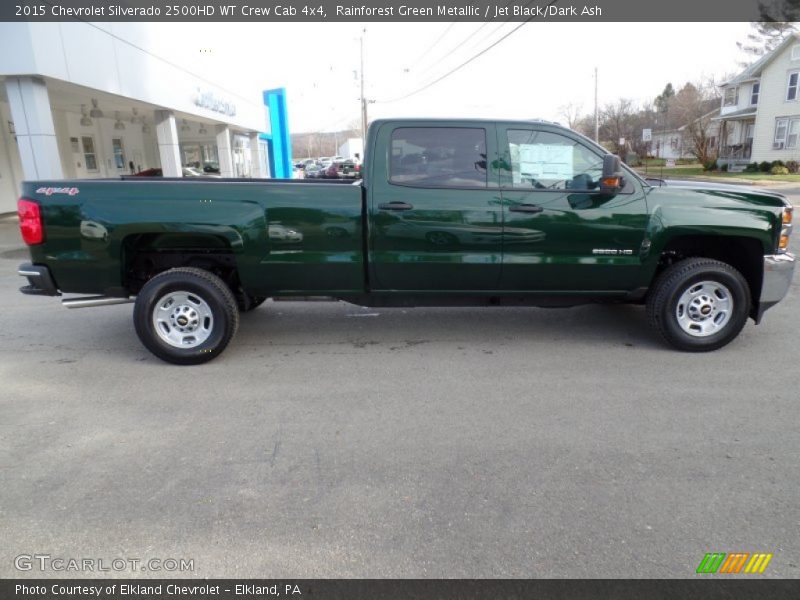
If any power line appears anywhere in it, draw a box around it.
[404,22,459,74]
[412,0,523,80]
[42,4,263,109]
[462,14,519,57]
[413,22,495,81]
[376,0,556,104]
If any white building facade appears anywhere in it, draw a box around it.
[717,33,800,168]
[0,22,271,213]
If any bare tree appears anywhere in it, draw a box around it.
[558,102,584,130]
[572,115,595,139]
[599,99,638,158]
[668,80,721,165]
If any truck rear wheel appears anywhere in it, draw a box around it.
[647,258,751,352]
[133,267,239,365]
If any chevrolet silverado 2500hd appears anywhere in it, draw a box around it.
[17,119,795,364]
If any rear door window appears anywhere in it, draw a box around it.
[389,127,487,188]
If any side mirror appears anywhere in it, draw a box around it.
[600,154,625,195]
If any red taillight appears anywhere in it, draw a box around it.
[18,198,44,245]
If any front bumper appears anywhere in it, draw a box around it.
[762,253,795,303]
[755,253,795,322]
[18,263,60,296]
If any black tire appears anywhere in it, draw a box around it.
[237,295,267,312]
[646,258,751,352]
[134,267,239,365]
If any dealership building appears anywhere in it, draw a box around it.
[0,22,288,214]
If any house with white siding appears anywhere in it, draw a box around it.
[649,108,720,161]
[716,33,800,169]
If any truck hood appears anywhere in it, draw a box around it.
[643,178,791,210]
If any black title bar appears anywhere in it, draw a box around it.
[1,0,791,22]
[3,579,800,600]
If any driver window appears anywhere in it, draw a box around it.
[390,127,487,188]
[505,129,603,191]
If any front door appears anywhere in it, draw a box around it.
[369,123,503,291]
[496,124,649,292]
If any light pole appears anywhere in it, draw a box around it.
[594,66,599,142]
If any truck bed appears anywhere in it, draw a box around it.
[23,178,366,297]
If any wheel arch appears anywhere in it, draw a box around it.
[121,232,243,296]
[650,234,764,320]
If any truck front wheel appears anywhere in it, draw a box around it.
[646,258,751,352]
[133,267,240,365]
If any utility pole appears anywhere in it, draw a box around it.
[360,29,368,147]
[594,66,599,142]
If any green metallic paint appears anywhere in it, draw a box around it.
[494,122,649,291]
[24,179,364,296]
[637,186,783,289]
[20,119,790,302]
[367,120,504,291]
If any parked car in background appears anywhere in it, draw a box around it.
[318,162,341,179]
[132,167,221,178]
[319,160,360,179]
[304,163,323,178]
[183,166,222,178]
[133,168,163,177]
[293,159,315,170]
[338,160,360,178]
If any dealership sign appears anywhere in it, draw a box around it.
[193,88,236,117]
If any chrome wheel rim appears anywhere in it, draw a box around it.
[152,290,214,348]
[675,280,733,337]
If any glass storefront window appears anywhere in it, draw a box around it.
[112,138,125,170]
[181,143,219,173]
[233,135,251,178]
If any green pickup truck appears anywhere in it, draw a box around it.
[17,119,795,364]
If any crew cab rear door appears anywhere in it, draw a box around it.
[368,121,503,291]
[496,123,649,291]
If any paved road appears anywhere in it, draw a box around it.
[0,197,798,578]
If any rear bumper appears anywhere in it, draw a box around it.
[755,253,795,322]
[18,263,60,296]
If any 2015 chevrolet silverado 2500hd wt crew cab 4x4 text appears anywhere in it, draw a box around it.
[16,119,795,364]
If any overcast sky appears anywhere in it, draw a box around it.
[145,22,754,133]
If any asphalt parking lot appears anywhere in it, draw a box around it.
[0,193,798,579]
